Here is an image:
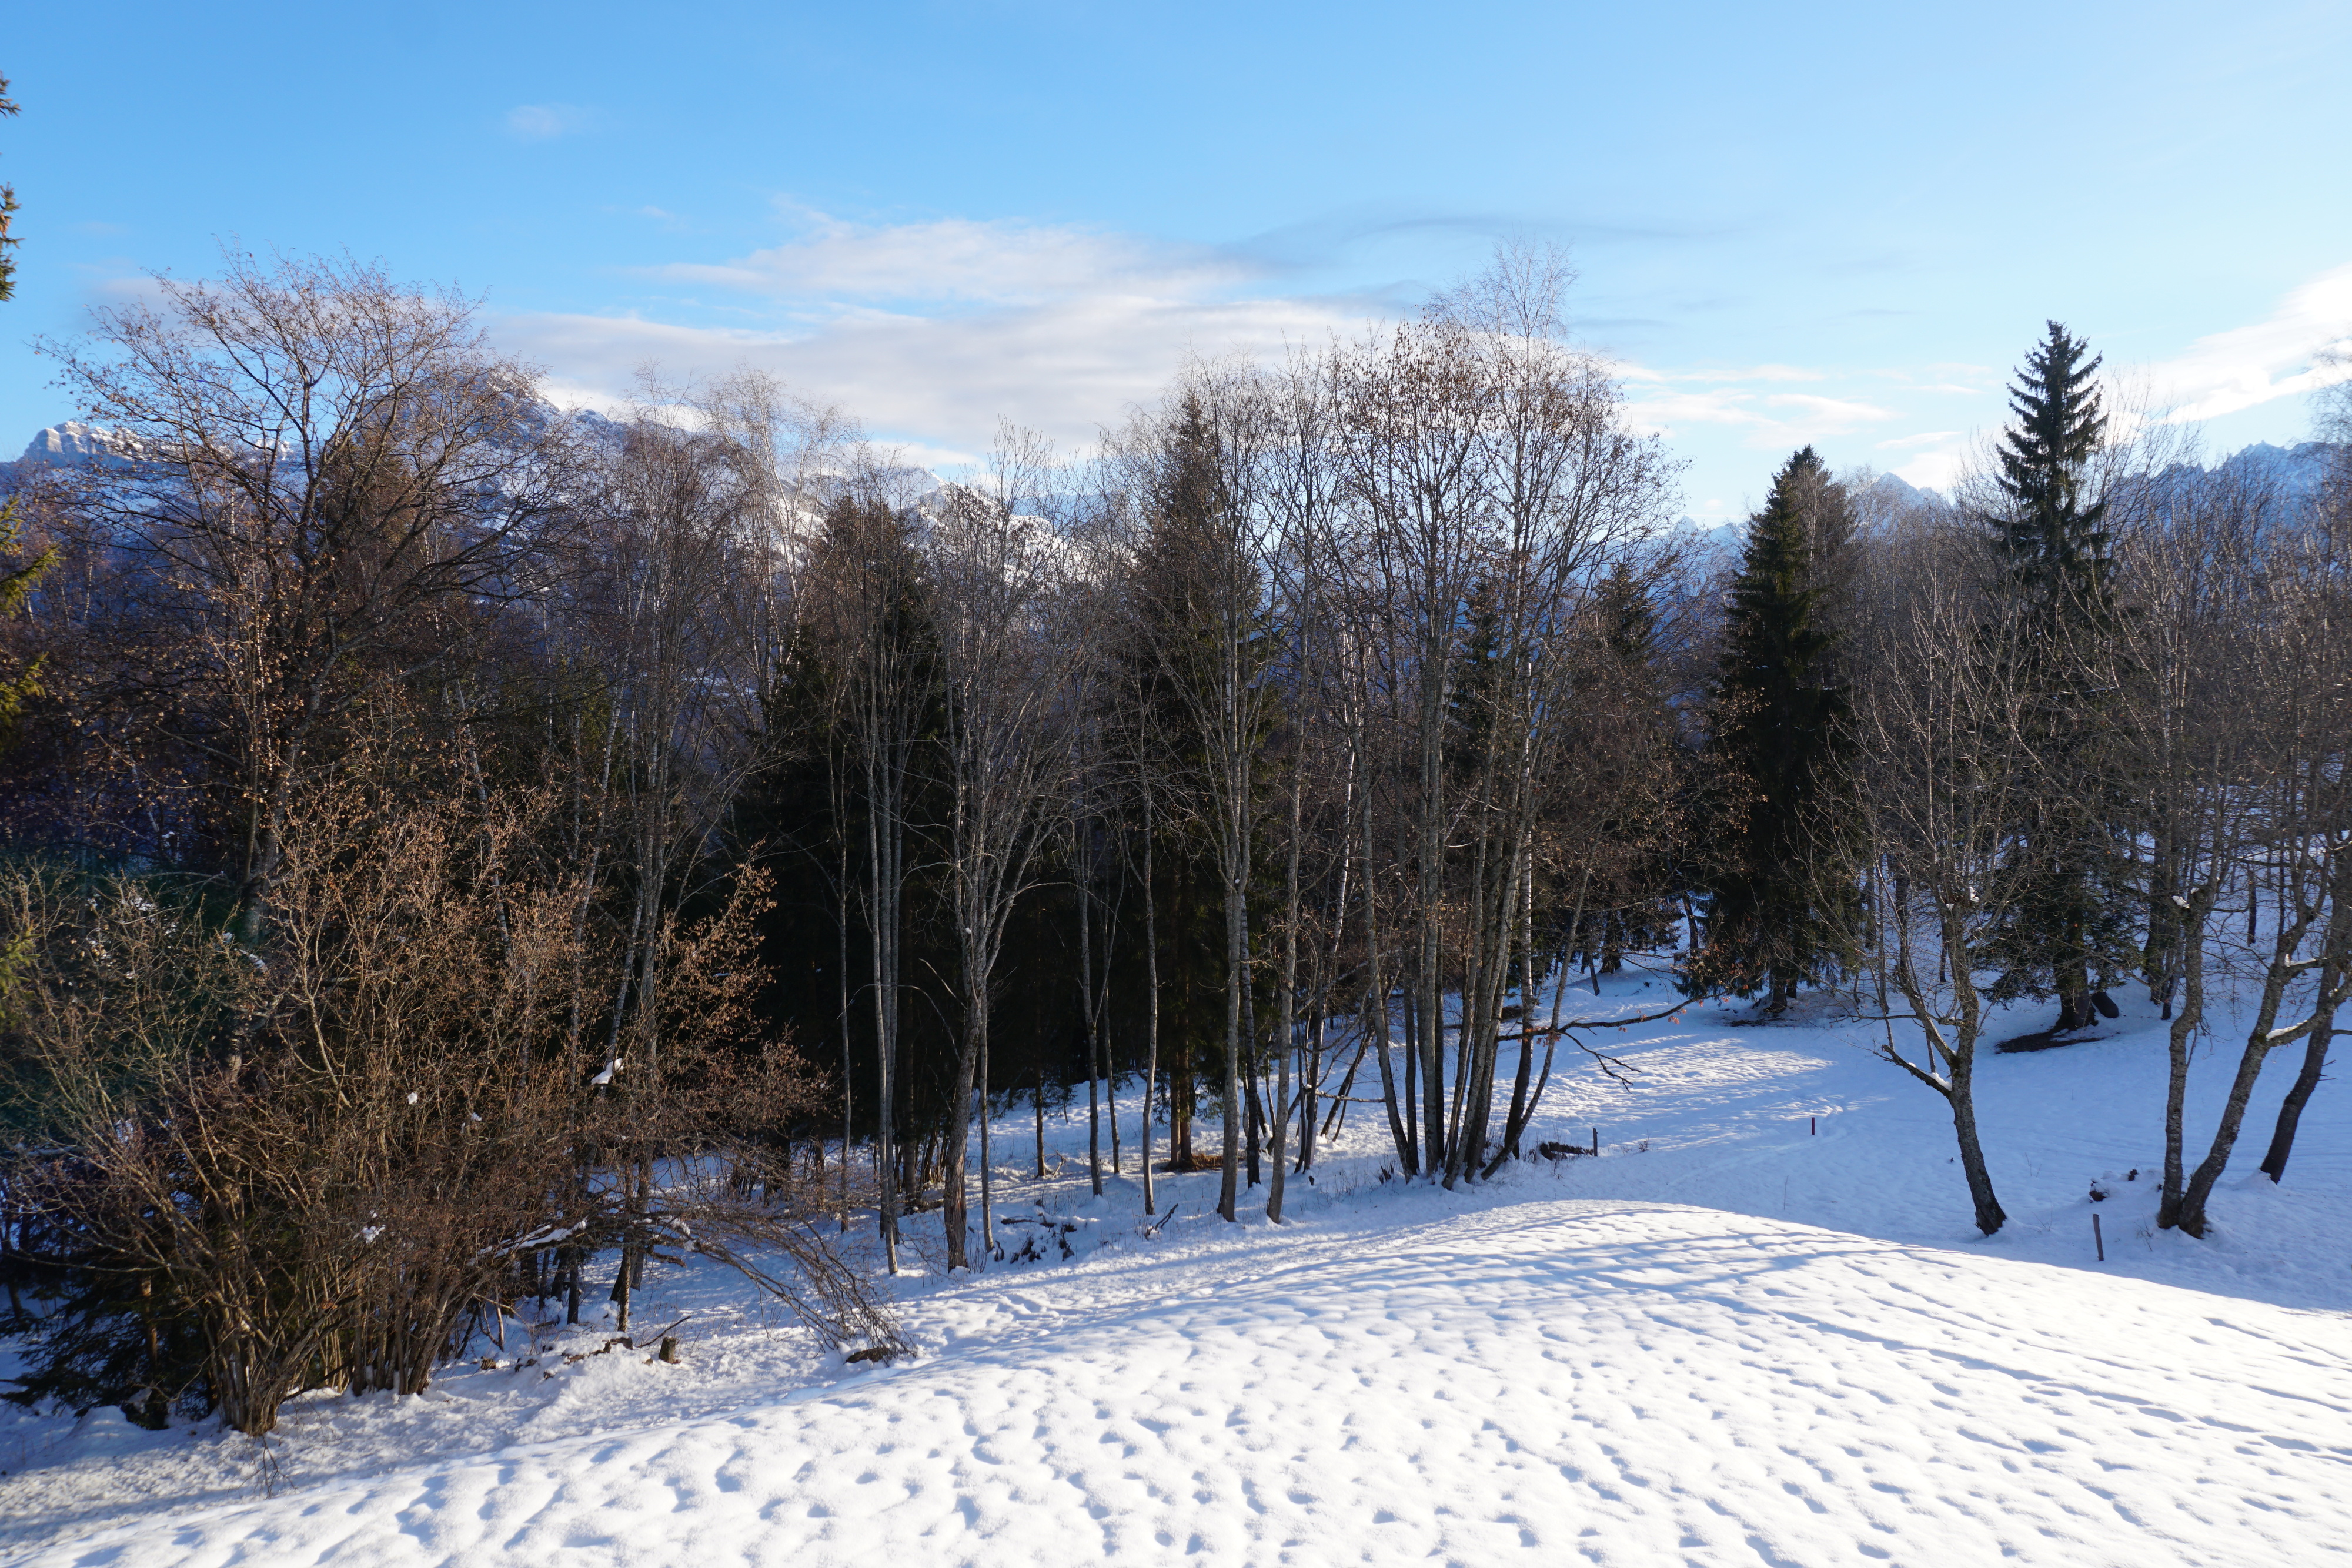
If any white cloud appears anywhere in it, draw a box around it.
[658,210,1248,309]
[507,215,2348,511]
[505,294,1352,451]
[1891,448,1970,492]
[500,212,1369,454]
[505,104,594,141]
[1766,392,1899,425]
[1622,385,1896,446]
[2148,262,2352,422]
[1619,362,1829,386]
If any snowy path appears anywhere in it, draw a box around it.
[14,1191,2350,1567]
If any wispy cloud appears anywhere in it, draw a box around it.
[1617,361,1988,507]
[1621,385,1897,443]
[653,209,1250,309]
[506,297,1357,459]
[497,209,2352,514]
[505,103,595,141]
[503,209,1371,456]
[1622,362,1829,386]
[2149,262,2352,422]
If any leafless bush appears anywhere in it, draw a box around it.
[2,717,895,1435]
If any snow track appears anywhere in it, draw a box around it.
[18,1194,2348,1567]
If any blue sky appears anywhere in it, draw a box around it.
[5,0,2348,517]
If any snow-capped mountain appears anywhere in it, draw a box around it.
[2208,439,2338,502]
[17,421,138,470]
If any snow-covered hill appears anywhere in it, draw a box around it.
[14,1196,2344,1567]
[4,969,2344,1566]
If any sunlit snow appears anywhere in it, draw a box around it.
[4,967,2344,1566]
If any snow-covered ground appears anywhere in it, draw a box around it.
[4,966,2347,1566]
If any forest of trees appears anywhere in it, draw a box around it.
[0,246,2346,1435]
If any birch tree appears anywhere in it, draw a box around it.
[804,484,936,1273]
[930,430,1074,1269]
[1330,246,1675,1186]
[2158,493,2352,1236]
[1845,521,2042,1235]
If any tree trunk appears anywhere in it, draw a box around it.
[864,775,901,1274]
[1242,972,1263,1189]
[838,830,854,1233]
[1399,986,1418,1164]
[980,1029,994,1261]
[1141,811,1161,1213]
[2053,891,2093,1031]
[1946,1052,2006,1236]
[2259,967,2337,1182]
[1078,831,1104,1196]
[943,991,980,1269]
[2173,887,2350,1236]
[1496,867,1585,1164]
[1218,861,1245,1221]
[1087,1055,1102,1196]
[1268,756,1304,1219]
[2156,884,2217,1229]
[1298,1012,1322,1174]
[2172,1031,2274,1239]
[1888,911,2005,1236]
[1266,1025,1291,1223]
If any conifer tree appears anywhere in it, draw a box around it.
[0,506,52,752]
[0,74,20,303]
[1595,560,1658,666]
[1987,322,2113,609]
[1689,447,1861,1012]
[1114,390,1279,1216]
[0,75,39,741]
[1977,322,2135,1034]
[1584,563,1680,971]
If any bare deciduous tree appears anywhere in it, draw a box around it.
[1846,518,2037,1235]
[42,252,580,942]
[930,429,1076,1269]
[4,715,892,1435]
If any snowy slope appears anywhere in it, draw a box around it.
[10,1196,2344,1567]
[4,970,2348,1566]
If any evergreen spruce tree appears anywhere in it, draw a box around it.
[0,75,41,743]
[1595,560,1659,666]
[0,74,21,303]
[0,504,53,752]
[1110,394,1280,1183]
[1444,575,1506,789]
[1977,322,2136,1035]
[1986,322,2113,610]
[1688,447,1862,1012]
[1587,563,1681,969]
